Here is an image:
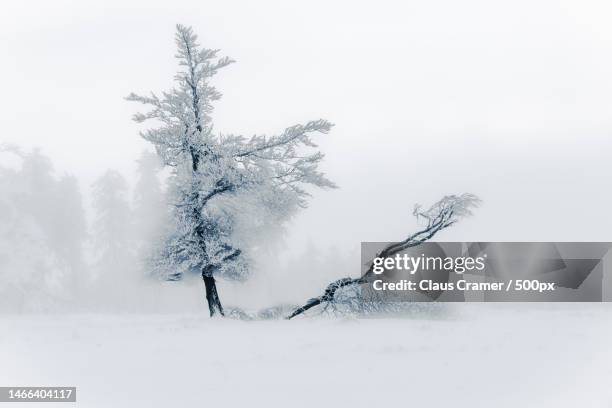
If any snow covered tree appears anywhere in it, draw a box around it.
[127,25,335,316]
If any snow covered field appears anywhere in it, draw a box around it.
[1,304,611,408]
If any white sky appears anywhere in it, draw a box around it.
[2,0,612,255]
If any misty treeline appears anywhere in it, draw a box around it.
[0,146,168,312]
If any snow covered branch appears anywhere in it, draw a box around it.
[287,194,480,319]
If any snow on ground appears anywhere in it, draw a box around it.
[1,304,612,408]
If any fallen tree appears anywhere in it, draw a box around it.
[287,193,480,319]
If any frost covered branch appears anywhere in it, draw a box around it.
[287,194,480,319]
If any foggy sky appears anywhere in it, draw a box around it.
[2,0,612,258]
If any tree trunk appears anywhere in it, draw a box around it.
[202,274,224,317]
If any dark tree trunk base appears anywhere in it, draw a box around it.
[286,276,367,319]
[203,275,224,317]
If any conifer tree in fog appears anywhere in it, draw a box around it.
[133,151,166,271]
[54,175,87,293]
[127,25,335,316]
[0,147,87,311]
[91,170,133,283]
